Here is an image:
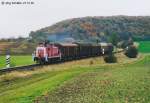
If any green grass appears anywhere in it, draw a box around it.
[0,67,92,103]
[42,55,150,103]
[0,54,150,103]
[0,55,34,69]
[138,41,150,53]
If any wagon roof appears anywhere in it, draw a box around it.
[75,42,100,46]
[56,43,78,47]
[75,42,92,45]
[99,43,112,46]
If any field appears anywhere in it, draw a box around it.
[138,41,150,53]
[0,55,34,69]
[0,53,150,103]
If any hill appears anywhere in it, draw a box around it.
[29,16,150,43]
[1,16,150,54]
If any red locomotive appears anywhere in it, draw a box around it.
[34,43,61,64]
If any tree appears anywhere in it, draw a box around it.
[103,53,117,63]
[108,32,120,46]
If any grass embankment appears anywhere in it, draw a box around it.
[138,41,150,53]
[0,53,149,103]
[45,55,150,103]
[0,55,34,69]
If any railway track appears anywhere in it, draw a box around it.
[0,50,124,74]
[0,64,40,74]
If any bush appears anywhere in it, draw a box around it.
[103,53,117,63]
[89,60,94,65]
[124,45,138,58]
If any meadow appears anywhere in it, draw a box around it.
[138,41,150,53]
[0,53,150,103]
[0,55,34,69]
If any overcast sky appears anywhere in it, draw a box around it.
[0,0,150,38]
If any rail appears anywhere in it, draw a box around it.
[0,64,40,74]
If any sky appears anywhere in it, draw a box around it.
[0,0,150,38]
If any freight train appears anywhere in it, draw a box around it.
[34,42,113,64]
